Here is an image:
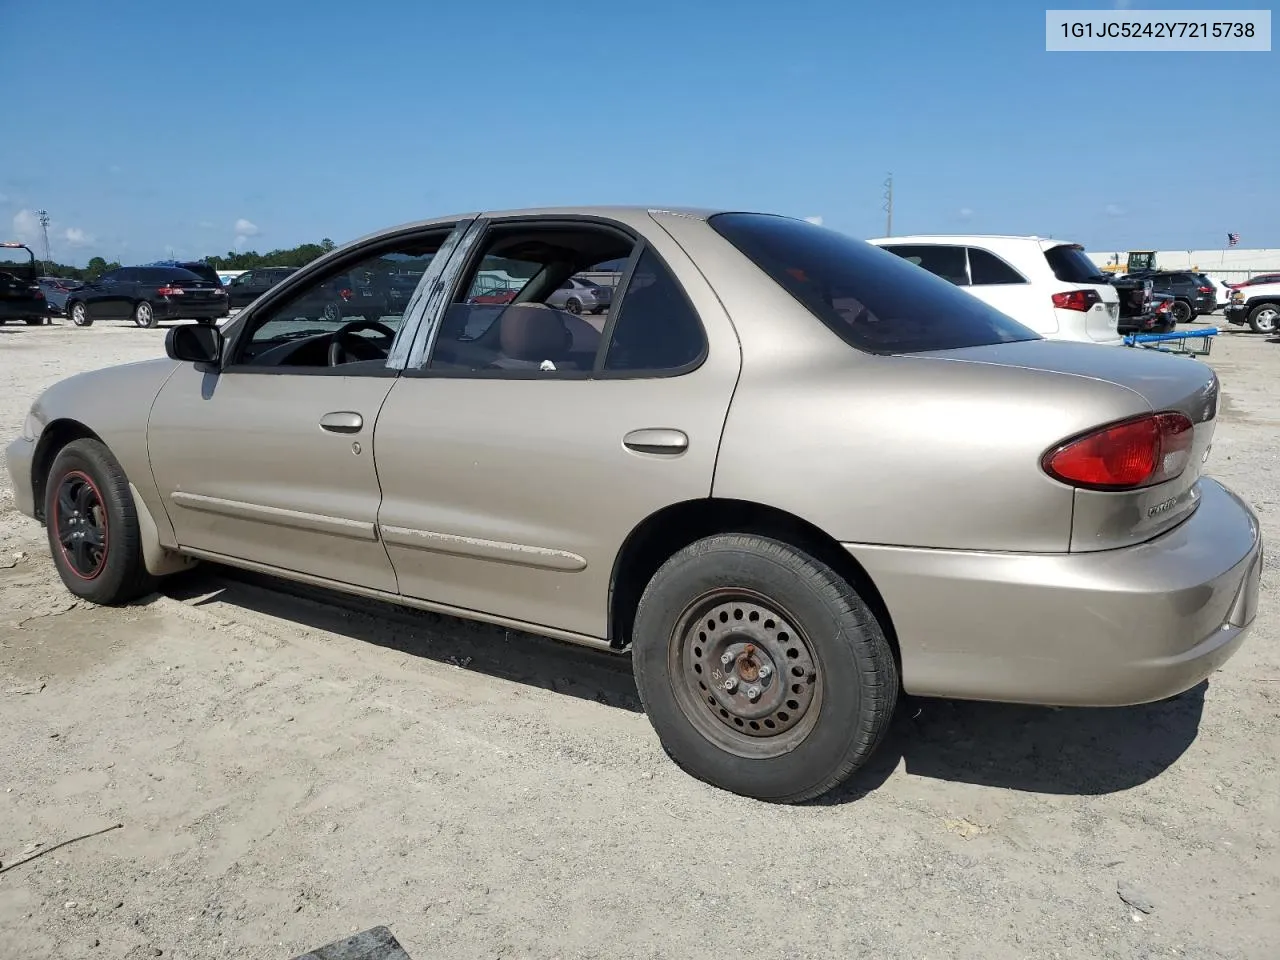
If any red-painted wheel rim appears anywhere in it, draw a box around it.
[52,470,109,580]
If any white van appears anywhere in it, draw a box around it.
[867,235,1124,344]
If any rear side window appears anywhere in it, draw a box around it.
[709,213,1038,355]
[879,244,968,285]
[968,248,1026,285]
[1044,245,1107,284]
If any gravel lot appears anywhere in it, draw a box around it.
[1,316,1277,960]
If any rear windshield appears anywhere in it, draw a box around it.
[708,213,1038,354]
[1044,244,1108,284]
[145,267,206,282]
[176,262,221,284]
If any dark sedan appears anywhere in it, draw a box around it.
[0,243,49,325]
[65,266,229,328]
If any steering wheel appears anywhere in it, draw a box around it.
[327,319,397,366]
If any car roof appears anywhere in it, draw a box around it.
[866,234,1079,248]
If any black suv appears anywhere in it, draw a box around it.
[224,266,298,309]
[1124,271,1215,323]
[65,265,229,328]
[0,242,50,325]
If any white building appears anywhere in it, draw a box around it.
[1087,249,1280,281]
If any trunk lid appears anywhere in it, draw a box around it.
[919,338,1219,551]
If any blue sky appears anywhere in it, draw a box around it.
[1,0,1275,265]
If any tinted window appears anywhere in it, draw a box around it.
[968,247,1026,285]
[710,213,1038,355]
[1044,245,1107,283]
[112,268,138,282]
[879,244,969,285]
[603,248,705,372]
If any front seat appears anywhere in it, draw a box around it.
[494,303,573,368]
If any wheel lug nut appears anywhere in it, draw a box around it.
[720,652,734,666]
[746,685,762,702]
[723,677,738,693]
[758,664,772,679]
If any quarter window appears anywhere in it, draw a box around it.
[967,248,1026,285]
[602,248,705,372]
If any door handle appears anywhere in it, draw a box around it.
[623,428,688,455]
[320,411,363,434]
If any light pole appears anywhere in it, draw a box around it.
[882,174,893,237]
[36,209,52,271]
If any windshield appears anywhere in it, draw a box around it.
[708,213,1039,354]
[1044,244,1109,283]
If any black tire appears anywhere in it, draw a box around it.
[43,439,156,605]
[564,297,582,315]
[1247,302,1279,335]
[631,534,899,803]
[69,301,93,326]
[1170,300,1193,324]
[133,300,158,328]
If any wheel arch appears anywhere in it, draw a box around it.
[31,419,104,520]
[608,498,900,665]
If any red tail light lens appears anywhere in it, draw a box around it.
[1042,412,1195,491]
[1156,299,1170,313]
[156,285,185,296]
[1197,286,1213,294]
[339,288,353,300]
[1051,289,1101,312]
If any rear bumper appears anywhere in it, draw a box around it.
[154,298,229,320]
[0,300,47,320]
[846,478,1262,706]
[4,435,37,519]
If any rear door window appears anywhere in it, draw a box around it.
[709,213,1038,355]
[878,244,969,285]
[1044,245,1107,284]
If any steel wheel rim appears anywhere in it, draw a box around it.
[566,299,581,314]
[1257,308,1277,331]
[323,303,341,322]
[53,470,108,580]
[72,304,86,325]
[668,588,823,759]
[136,303,152,326]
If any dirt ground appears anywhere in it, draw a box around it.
[1,316,1277,960]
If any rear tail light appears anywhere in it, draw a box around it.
[339,288,353,300]
[1042,412,1195,491]
[156,285,185,296]
[1156,299,1170,313]
[33,289,45,300]
[1197,286,1213,294]
[1051,289,1101,312]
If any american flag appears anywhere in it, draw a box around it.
[1228,233,1240,246]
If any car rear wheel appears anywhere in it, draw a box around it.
[133,301,158,328]
[44,439,156,605]
[69,302,92,326]
[564,297,582,315]
[631,533,899,803]
[1171,300,1193,324]
[1248,303,1278,334]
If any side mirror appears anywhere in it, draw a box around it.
[166,323,223,365]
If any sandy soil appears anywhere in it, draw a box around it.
[1,317,1277,960]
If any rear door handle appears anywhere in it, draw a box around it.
[623,428,688,455]
[320,411,363,434]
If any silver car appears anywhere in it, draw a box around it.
[5,207,1263,803]
[545,275,611,314]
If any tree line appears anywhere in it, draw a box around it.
[38,239,338,281]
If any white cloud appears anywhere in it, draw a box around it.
[958,207,974,220]
[234,217,261,247]
[803,215,824,226]
[1105,203,1126,217]
[63,227,94,248]
[11,209,41,245]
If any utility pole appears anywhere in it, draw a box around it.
[882,174,893,237]
[36,210,52,270]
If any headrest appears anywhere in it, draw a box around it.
[498,303,571,361]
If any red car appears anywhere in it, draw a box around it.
[1227,272,1280,290]
[469,287,518,305]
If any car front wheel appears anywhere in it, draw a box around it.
[69,302,92,326]
[1248,302,1278,334]
[631,533,899,803]
[44,439,156,605]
